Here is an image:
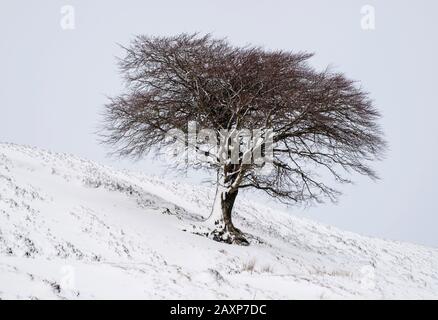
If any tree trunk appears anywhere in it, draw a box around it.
[208,188,249,245]
[221,189,238,233]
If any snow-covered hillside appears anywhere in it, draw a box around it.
[0,143,437,299]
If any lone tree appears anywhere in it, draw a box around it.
[102,33,386,245]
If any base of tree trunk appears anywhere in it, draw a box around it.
[209,223,249,246]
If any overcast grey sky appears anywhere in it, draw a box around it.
[1,0,437,246]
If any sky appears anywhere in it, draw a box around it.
[1,0,437,246]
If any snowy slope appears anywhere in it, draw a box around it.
[0,143,437,299]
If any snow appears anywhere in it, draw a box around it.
[0,142,437,299]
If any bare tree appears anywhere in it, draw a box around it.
[101,33,386,245]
